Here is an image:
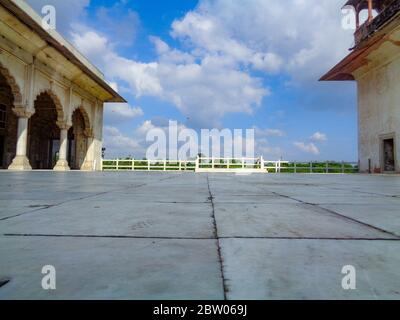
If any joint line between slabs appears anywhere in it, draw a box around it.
[207,175,229,300]
[2,234,400,241]
[0,175,180,222]
[271,191,400,239]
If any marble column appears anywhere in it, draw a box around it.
[81,128,95,171]
[8,107,33,171]
[53,122,71,171]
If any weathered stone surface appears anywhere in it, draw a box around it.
[0,172,400,299]
[7,155,32,171]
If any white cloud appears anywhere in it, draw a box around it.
[104,120,194,158]
[108,81,119,92]
[103,126,143,158]
[71,25,268,127]
[69,0,354,127]
[293,142,320,155]
[171,0,352,82]
[135,120,156,137]
[254,126,286,138]
[104,103,143,123]
[310,132,328,142]
[252,52,284,73]
[70,30,108,63]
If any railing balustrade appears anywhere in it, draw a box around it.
[102,158,359,174]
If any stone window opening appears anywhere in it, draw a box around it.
[383,139,395,172]
[382,137,395,172]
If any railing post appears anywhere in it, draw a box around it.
[195,156,200,172]
[116,159,119,171]
[260,156,265,171]
[242,159,245,169]
[132,158,135,171]
[164,160,167,171]
[212,157,215,169]
[179,161,182,171]
[147,160,150,171]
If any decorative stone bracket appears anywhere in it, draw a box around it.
[56,121,72,131]
[12,106,33,119]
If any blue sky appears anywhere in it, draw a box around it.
[28,0,359,161]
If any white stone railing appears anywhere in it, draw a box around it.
[102,158,359,174]
[102,159,196,172]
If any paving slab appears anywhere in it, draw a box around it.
[221,238,400,300]
[211,194,299,204]
[0,236,223,300]
[278,194,400,205]
[1,171,400,300]
[214,203,397,239]
[103,188,211,203]
[320,204,400,237]
[0,200,214,238]
[0,200,59,219]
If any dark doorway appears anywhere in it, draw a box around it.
[0,135,4,167]
[0,104,5,167]
[0,104,5,129]
[383,138,395,172]
[67,135,75,169]
[68,108,87,170]
[28,92,61,169]
[0,72,18,169]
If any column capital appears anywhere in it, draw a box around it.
[12,106,33,118]
[56,121,72,130]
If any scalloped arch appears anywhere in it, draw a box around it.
[34,89,65,121]
[72,106,91,133]
[0,62,23,106]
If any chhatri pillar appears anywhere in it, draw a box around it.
[53,121,71,171]
[8,106,33,171]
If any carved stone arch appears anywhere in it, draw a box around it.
[34,89,64,122]
[69,105,92,170]
[0,62,23,106]
[71,106,91,136]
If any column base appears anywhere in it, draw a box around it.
[8,156,32,171]
[81,161,94,171]
[53,160,70,171]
